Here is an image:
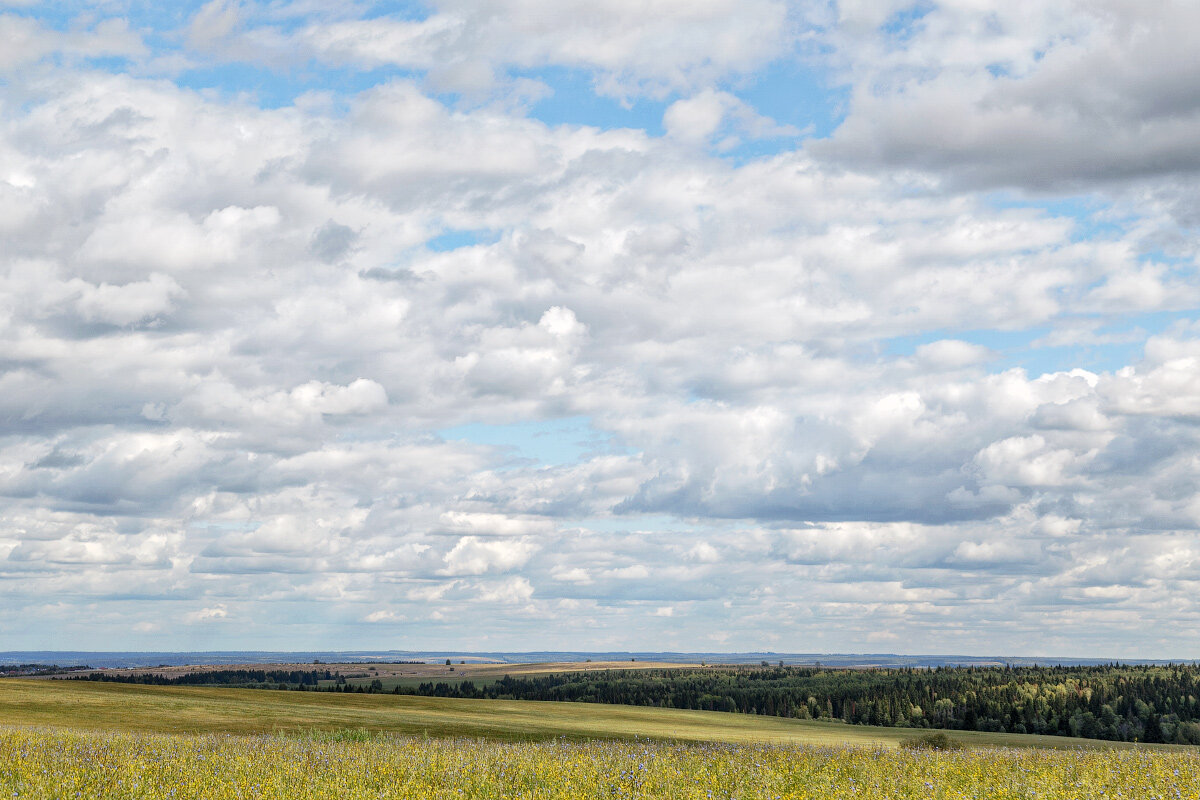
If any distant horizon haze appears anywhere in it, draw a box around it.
[5,650,1198,671]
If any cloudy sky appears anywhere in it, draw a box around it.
[2,0,1199,657]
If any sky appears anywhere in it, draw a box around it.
[1,0,1199,658]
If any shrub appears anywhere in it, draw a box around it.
[901,731,965,751]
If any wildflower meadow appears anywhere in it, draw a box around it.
[1,726,1196,800]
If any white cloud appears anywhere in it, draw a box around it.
[288,379,388,416]
[972,435,1082,488]
[187,0,243,50]
[816,0,1200,192]
[292,0,795,98]
[0,14,144,71]
[440,513,556,537]
[664,89,798,149]
[0,1,1199,657]
[538,306,584,339]
[441,537,537,576]
[687,542,720,563]
[477,576,534,604]
[551,567,592,583]
[914,339,993,370]
[186,605,228,622]
[71,273,185,326]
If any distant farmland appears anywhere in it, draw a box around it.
[5,677,1197,799]
[0,678,1177,750]
[71,661,1200,746]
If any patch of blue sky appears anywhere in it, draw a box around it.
[428,229,499,251]
[1029,343,1139,376]
[1141,247,1200,270]
[25,0,842,158]
[46,0,385,33]
[10,0,206,31]
[437,416,628,468]
[885,327,1046,358]
[736,58,847,141]
[982,191,1127,243]
[1113,310,1197,340]
[884,312,1197,376]
[987,194,1197,269]
[4,2,98,30]
[883,327,1069,376]
[521,57,844,153]
[9,2,430,111]
[78,55,136,73]
[718,137,802,165]
[683,61,845,165]
[360,0,431,22]
[881,2,935,40]
[425,229,499,252]
[173,62,422,109]
[521,66,668,135]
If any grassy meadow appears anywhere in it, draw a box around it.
[2,726,1198,800]
[0,678,1158,749]
[1,678,1197,799]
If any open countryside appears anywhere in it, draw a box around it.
[0,677,1158,749]
[2,727,1198,800]
[5,663,1200,798]
[5,0,1200,796]
[70,661,1200,745]
[3,675,1199,799]
[56,659,697,692]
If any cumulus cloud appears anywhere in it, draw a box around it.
[477,576,534,604]
[0,14,144,71]
[256,0,795,98]
[70,273,185,326]
[914,339,994,370]
[816,0,1200,193]
[186,605,228,622]
[0,0,1198,657]
[664,89,799,150]
[441,537,537,576]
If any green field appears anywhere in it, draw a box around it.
[0,678,1174,751]
[3,680,1197,799]
[4,725,1197,800]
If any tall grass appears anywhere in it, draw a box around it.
[1,726,1197,799]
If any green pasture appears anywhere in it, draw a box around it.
[0,678,1177,751]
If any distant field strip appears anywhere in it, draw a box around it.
[1,726,1198,800]
[77,662,1200,747]
[0,680,1171,750]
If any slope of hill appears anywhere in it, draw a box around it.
[0,678,1179,751]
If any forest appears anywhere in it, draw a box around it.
[78,664,1200,745]
[79,668,337,689]
[412,665,1200,745]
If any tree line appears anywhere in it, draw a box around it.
[2,664,92,677]
[79,668,338,688]
[78,663,1200,745]
[404,664,1200,745]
